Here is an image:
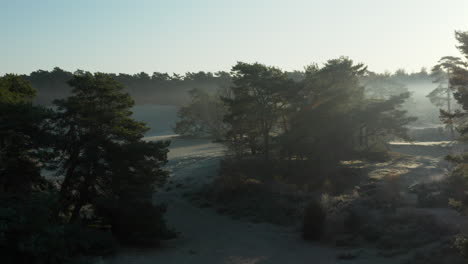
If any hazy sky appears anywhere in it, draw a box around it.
[1,0,467,75]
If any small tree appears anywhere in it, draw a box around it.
[174,88,226,139]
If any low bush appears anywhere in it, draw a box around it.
[201,159,306,225]
[405,237,466,264]
[302,200,326,241]
[454,235,468,259]
[102,200,176,247]
[376,209,452,251]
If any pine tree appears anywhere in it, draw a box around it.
[53,72,173,244]
[427,56,465,138]
[222,62,292,160]
[0,74,53,193]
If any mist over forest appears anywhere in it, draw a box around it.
[20,66,443,136]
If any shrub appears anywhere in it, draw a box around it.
[343,209,362,233]
[64,225,118,256]
[302,200,326,241]
[377,173,401,210]
[324,167,364,195]
[454,235,468,259]
[108,201,176,246]
[0,193,117,264]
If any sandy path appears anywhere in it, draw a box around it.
[105,137,400,264]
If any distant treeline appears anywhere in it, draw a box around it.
[22,68,232,106]
[18,67,431,106]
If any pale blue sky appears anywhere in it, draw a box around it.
[1,0,467,75]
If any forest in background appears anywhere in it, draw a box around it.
[22,66,431,107]
[22,65,446,139]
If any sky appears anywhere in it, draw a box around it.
[1,0,467,75]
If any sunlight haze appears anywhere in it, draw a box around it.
[1,0,467,75]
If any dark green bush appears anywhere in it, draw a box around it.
[302,200,326,241]
[344,209,362,233]
[106,201,176,246]
[64,224,118,256]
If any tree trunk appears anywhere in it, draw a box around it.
[69,168,95,223]
[263,131,269,161]
[70,199,84,223]
[55,149,80,219]
[448,88,455,139]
